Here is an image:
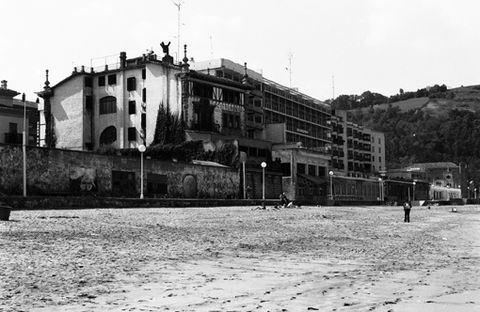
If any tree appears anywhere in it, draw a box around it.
[152,103,185,145]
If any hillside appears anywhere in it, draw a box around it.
[353,85,480,116]
[346,85,480,183]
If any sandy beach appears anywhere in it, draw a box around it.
[1,205,479,311]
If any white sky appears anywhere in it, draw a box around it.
[1,0,480,102]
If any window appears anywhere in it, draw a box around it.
[234,115,240,128]
[127,77,136,91]
[99,126,117,145]
[308,165,316,176]
[142,88,146,102]
[372,156,375,161]
[98,76,105,86]
[281,163,291,176]
[254,115,262,124]
[128,127,136,141]
[86,96,93,110]
[222,88,240,104]
[379,156,382,162]
[142,68,146,80]
[223,112,240,129]
[108,74,117,85]
[84,77,93,88]
[318,166,326,177]
[192,82,213,98]
[379,147,381,153]
[99,96,117,114]
[141,113,146,129]
[128,101,136,114]
[297,163,306,174]
[378,137,381,144]
[9,123,18,134]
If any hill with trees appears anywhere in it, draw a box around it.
[331,84,480,182]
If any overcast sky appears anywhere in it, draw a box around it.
[1,0,480,102]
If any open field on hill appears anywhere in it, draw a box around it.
[1,205,480,311]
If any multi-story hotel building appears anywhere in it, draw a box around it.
[330,110,385,177]
[191,59,332,202]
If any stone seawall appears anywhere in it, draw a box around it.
[0,144,239,199]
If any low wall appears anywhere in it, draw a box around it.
[3,196,279,210]
[0,144,239,199]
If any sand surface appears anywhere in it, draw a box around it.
[1,205,480,311]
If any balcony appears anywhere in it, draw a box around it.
[4,132,22,144]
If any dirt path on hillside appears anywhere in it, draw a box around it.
[1,205,479,311]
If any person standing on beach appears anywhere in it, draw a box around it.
[403,200,412,222]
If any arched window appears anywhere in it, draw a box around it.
[99,96,117,115]
[99,126,117,145]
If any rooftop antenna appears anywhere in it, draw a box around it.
[172,0,184,63]
[209,35,214,58]
[287,52,293,88]
[332,75,335,100]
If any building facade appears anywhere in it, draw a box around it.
[38,49,185,151]
[191,58,332,202]
[0,80,39,146]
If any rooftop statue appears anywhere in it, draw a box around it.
[160,41,171,56]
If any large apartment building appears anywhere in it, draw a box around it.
[330,110,385,177]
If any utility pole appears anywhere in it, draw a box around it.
[22,93,27,197]
[172,0,184,63]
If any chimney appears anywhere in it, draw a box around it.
[0,80,6,89]
[120,51,127,69]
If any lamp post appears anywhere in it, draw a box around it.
[378,177,383,202]
[138,144,146,199]
[412,181,416,202]
[469,180,474,199]
[261,162,267,209]
[22,93,27,197]
[328,170,334,200]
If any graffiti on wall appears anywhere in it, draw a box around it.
[69,167,96,193]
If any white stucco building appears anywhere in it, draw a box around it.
[39,50,185,151]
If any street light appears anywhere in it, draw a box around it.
[261,162,267,209]
[412,180,416,202]
[378,177,383,202]
[138,144,146,199]
[328,170,334,200]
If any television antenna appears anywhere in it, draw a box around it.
[286,52,293,88]
[172,0,185,62]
